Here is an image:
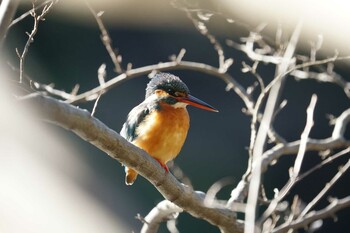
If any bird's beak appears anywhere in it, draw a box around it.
[177,95,219,112]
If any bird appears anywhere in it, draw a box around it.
[120,72,218,185]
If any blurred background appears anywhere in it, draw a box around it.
[1,0,349,232]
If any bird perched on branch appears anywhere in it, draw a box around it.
[120,73,218,185]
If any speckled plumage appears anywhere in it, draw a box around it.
[145,73,190,98]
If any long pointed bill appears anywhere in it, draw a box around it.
[178,95,218,112]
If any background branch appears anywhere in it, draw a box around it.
[272,196,350,233]
[245,21,302,233]
[86,2,123,74]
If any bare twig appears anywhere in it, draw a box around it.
[258,95,318,224]
[259,147,350,229]
[17,0,55,83]
[291,70,350,98]
[185,10,227,71]
[91,63,107,116]
[261,108,350,170]
[91,94,101,117]
[299,158,350,218]
[292,94,318,177]
[141,200,183,233]
[86,2,123,73]
[8,0,53,28]
[263,54,350,99]
[241,61,265,92]
[297,147,350,182]
[227,36,284,64]
[272,196,350,233]
[175,48,186,63]
[33,82,75,100]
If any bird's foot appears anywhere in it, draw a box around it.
[155,159,169,172]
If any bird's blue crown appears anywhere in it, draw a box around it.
[145,73,190,98]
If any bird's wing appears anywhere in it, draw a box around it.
[120,101,156,142]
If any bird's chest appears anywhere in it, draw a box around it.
[133,106,190,163]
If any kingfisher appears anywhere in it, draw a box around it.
[120,73,218,185]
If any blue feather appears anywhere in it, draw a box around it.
[120,101,158,142]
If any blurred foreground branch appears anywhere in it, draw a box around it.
[0,0,19,47]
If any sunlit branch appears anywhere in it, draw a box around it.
[21,93,243,233]
[141,200,183,233]
[272,196,350,233]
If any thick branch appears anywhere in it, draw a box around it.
[22,94,242,233]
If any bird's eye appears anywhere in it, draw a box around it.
[167,88,176,96]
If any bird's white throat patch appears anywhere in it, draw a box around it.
[173,102,187,109]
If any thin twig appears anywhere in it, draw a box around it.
[291,69,350,98]
[91,63,107,116]
[292,94,318,177]
[258,94,318,224]
[91,94,101,117]
[86,2,123,73]
[261,108,350,170]
[185,10,227,71]
[297,147,350,183]
[226,38,284,64]
[18,0,55,83]
[299,158,350,218]
[8,0,52,28]
[272,196,350,233]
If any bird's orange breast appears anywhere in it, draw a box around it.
[133,103,190,164]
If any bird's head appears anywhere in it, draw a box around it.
[146,73,218,112]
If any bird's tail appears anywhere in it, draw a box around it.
[125,167,138,185]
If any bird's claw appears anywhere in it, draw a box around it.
[155,159,169,172]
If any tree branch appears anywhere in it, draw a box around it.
[0,0,19,48]
[17,0,56,83]
[141,200,183,233]
[272,196,350,233]
[299,158,350,218]
[65,60,252,111]
[245,20,302,233]
[258,95,318,223]
[86,2,123,73]
[21,93,243,233]
[261,108,350,171]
